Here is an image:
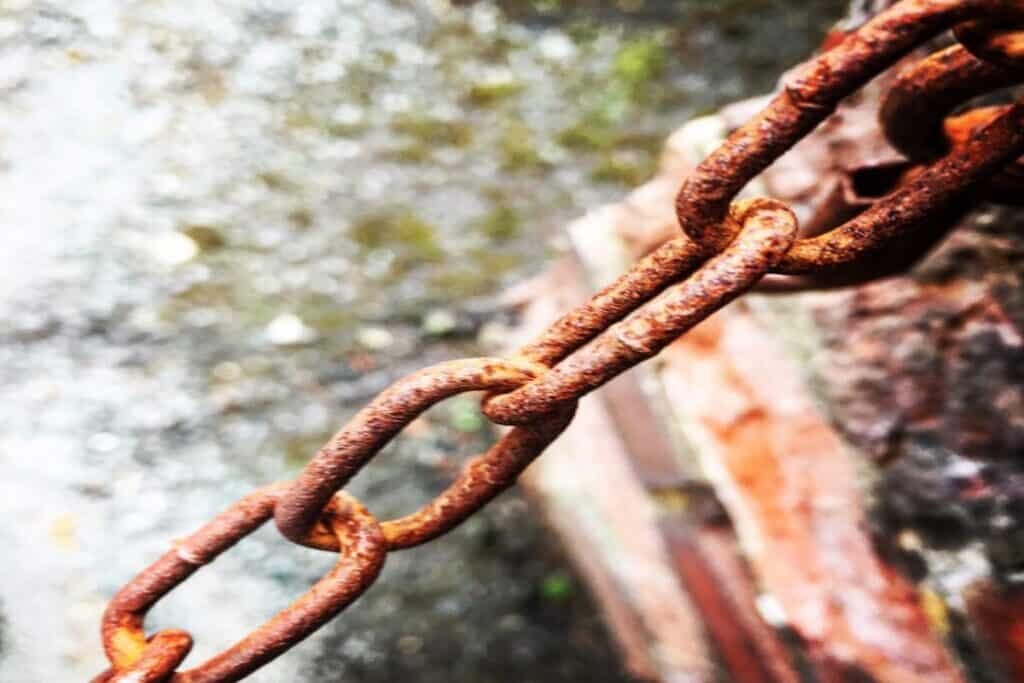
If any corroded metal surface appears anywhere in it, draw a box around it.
[95,485,385,683]
[272,357,553,548]
[879,44,1024,204]
[675,0,1024,257]
[659,313,965,682]
[966,582,1024,680]
[516,235,708,367]
[662,526,804,683]
[95,4,1024,680]
[956,15,1024,68]
[482,199,797,425]
[879,45,1021,163]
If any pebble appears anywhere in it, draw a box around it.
[149,232,199,266]
[537,31,576,62]
[266,313,319,346]
[422,308,457,335]
[356,325,394,351]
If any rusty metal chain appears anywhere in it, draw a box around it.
[94,1,1024,680]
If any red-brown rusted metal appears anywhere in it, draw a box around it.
[662,526,802,683]
[965,582,1024,681]
[95,3,1024,680]
[775,99,1024,272]
[675,0,1024,257]
[482,198,797,425]
[380,401,575,548]
[756,163,976,292]
[879,43,1024,205]
[93,631,193,683]
[879,45,1021,163]
[955,16,1024,69]
[272,356,568,549]
[485,98,1024,421]
[95,484,385,683]
[515,236,707,367]
[488,4,1024,419]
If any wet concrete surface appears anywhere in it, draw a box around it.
[0,1,843,680]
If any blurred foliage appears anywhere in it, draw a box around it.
[541,572,576,602]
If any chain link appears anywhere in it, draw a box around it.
[93,485,386,683]
[95,1,1024,680]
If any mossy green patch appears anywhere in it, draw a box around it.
[468,77,524,107]
[557,111,617,151]
[499,120,549,172]
[350,210,443,258]
[528,0,563,15]
[385,141,433,164]
[448,396,485,432]
[283,106,316,130]
[473,204,522,242]
[470,249,522,276]
[296,295,357,332]
[349,210,447,281]
[540,572,574,602]
[558,32,670,154]
[613,36,667,89]
[326,120,367,137]
[590,150,656,186]
[256,171,299,192]
[428,271,482,298]
[392,113,473,148]
[180,224,225,251]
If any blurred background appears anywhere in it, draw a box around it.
[0,1,844,680]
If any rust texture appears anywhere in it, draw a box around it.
[662,525,803,683]
[817,247,1024,590]
[879,45,1021,163]
[95,485,386,683]
[815,274,1024,464]
[482,199,797,425]
[965,582,1024,681]
[879,44,1024,204]
[777,101,1024,272]
[956,15,1024,68]
[272,356,568,549]
[659,313,964,683]
[95,5,1024,681]
[515,335,720,681]
[379,400,576,549]
[675,0,1023,256]
[516,235,707,367]
[511,255,804,682]
[98,631,193,683]
[724,24,1024,675]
